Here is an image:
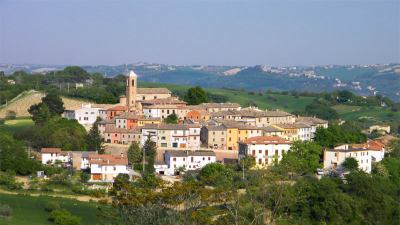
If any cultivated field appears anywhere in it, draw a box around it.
[0,90,90,118]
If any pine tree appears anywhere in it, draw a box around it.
[143,137,156,174]
[86,118,104,154]
[127,142,142,165]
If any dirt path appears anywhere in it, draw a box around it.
[0,188,109,202]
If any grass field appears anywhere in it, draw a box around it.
[333,104,400,124]
[0,118,34,135]
[141,82,315,112]
[0,193,110,225]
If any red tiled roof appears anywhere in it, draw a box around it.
[89,154,128,165]
[240,136,291,145]
[108,105,128,111]
[41,148,62,153]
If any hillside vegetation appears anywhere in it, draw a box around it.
[0,90,90,117]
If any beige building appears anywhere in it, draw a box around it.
[201,125,227,149]
[199,103,241,113]
[210,108,295,127]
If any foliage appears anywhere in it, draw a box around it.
[143,138,156,175]
[79,172,90,183]
[28,103,51,125]
[342,157,359,171]
[314,122,367,148]
[184,86,208,105]
[164,112,178,124]
[0,132,40,175]
[239,156,255,170]
[42,92,65,116]
[0,172,23,190]
[30,118,88,150]
[45,201,61,212]
[127,142,142,165]
[305,100,339,120]
[86,118,104,153]
[278,141,322,176]
[0,203,12,218]
[48,208,82,225]
[198,163,233,187]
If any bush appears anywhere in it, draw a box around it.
[45,201,61,212]
[48,209,82,225]
[0,204,12,218]
[198,163,234,187]
[0,173,23,190]
[79,172,90,183]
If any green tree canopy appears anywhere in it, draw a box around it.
[86,118,104,153]
[342,157,359,171]
[42,92,65,116]
[198,163,233,187]
[164,113,178,124]
[184,86,208,105]
[127,142,142,165]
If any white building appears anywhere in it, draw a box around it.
[238,136,292,168]
[41,148,71,166]
[89,154,129,182]
[63,104,113,129]
[155,150,216,176]
[323,141,385,173]
[294,122,313,141]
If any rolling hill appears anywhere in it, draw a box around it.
[0,90,90,118]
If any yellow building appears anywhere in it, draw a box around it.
[138,117,161,126]
[272,124,299,141]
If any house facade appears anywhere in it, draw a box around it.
[238,136,291,168]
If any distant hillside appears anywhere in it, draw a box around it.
[0,90,90,118]
[2,63,399,102]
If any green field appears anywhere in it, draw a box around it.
[141,82,315,112]
[0,193,109,225]
[0,118,34,135]
[333,104,400,124]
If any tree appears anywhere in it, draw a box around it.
[184,86,208,105]
[278,141,322,176]
[127,142,142,165]
[239,156,255,170]
[198,163,233,187]
[143,137,156,175]
[28,103,51,125]
[305,100,339,120]
[86,118,104,153]
[0,132,40,175]
[164,113,178,124]
[42,92,64,116]
[342,157,358,171]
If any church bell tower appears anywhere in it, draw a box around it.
[126,70,137,110]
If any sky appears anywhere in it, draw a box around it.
[0,0,399,66]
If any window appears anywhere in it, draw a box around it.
[229,138,231,141]
[258,158,262,165]
[173,158,176,162]
[154,96,157,99]
[252,150,255,156]
[203,157,205,160]
[208,157,210,160]
[191,157,194,162]
[275,150,278,156]
[113,166,116,171]
[259,150,262,154]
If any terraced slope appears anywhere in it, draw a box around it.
[0,90,90,118]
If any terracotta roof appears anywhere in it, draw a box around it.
[241,136,291,145]
[211,109,292,118]
[296,116,328,125]
[98,118,115,124]
[141,97,186,105]
[144,104,179,109]
[200,103,241,108]
[115,112,140,120]
[139,117,161,121]
[158,124,190,130]
[273,124,298,129]
[108,105,128,111]
[41,148,62,153]
[41,148,70,155]
[351,140,385,151]
[89,154,128,165]
[104,124,141,134]
[262,126,283,132]
[137,88,171,94]
[165,150,216,157]
[206,125,227,131]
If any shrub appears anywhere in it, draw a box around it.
[79,172,90,183]
[0,173,23,190]
[0,204,12,218]
[45,201,61,212]
[48,209,82,225]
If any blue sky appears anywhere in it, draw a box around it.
[0,0,399,66]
